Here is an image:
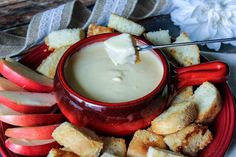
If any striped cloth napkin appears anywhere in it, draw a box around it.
[0,0,173,58]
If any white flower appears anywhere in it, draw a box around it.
[170,0,236,51]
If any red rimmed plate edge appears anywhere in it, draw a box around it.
[199,83,235,157]
[0,43,235,157]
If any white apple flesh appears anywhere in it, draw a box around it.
[5,124,59,140]
[0,77,25,91]
[0,91,57,114]
[0,59,53,92]
[0,114,65,126]
[5,138,59,156]
[0,104,22,115]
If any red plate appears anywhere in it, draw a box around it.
[0,44,235,157]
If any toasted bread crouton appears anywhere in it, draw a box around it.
[147,147,186,157]
[108,13,145,36]
[102,137,126,157]
[171,86,193,104]
[52,122,103,157]
[87,24,114,37]
[127,130,166,157]
[193,81,222,123]
[167,32,200,66]
[164,123,213,156]
[151,101,197,135]
[45,28,84,50]
[101,153,118,157]
[47,148,79,157]
[144,30,171,45]
[36,46,69,79]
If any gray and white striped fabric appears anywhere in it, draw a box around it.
[0,0,75,58]
[0,0,172,58]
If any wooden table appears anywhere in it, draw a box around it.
[0,0,95,36]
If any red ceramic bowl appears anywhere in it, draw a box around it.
[54,33,229,136]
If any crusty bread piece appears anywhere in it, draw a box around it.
[36,46,69,79]
[144,30,171,45]
[167,32,200,66]
[147,147,185,157]
[100,153,118,157]
[45,28,84,50]
[47,148,79,157]
[108,13,145,36]
[171,86,193,104]
[127,130,166,157]
[87,24,114,37]
[164,123,213,156]
[52,122,103,157]
[102,137,126,157]
[193,81,222,123]
[151,101,197,135]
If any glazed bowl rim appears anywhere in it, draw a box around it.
[57,33,169,108]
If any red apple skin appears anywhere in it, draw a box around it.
[0,59,53,92]
[0,77,25,91]
[5,138,60,156]
[5,124,59,140]
[0,104,22,115]
[0,114,65,126]
[0,92,56,114]
[0,97,55,114]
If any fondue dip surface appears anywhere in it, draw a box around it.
[65,42,164,103]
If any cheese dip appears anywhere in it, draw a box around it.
[64,42,164,103]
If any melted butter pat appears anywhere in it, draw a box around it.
[65,42,164,103]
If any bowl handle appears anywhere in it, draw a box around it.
[175,61,229,89]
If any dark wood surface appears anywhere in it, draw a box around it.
[0,0,95,35]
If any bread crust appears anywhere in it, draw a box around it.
[144,30,171,45]
[45,28,84,50]
[127,130,166,157]
[52,122,103,157]
[151,102,197,135]
[102,137,126,157]
[171,86,193,104]
[147,147,186,157]
[47,148,79,157]
[100,153,118,157]
[196,91,221,123]
[164,123,213,156]
[193,82,222,124]
[166,32,200,67]
[87,24,114,37]
[108,13,145,36]
[36,46,69,79]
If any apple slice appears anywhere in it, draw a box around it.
[0,104,22,115]
[0,91,56,114]
[5,124,59,140]
[0,77,25,91]
[5,138,59,156]
[0,114,65,126]
[0,59,53,92]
